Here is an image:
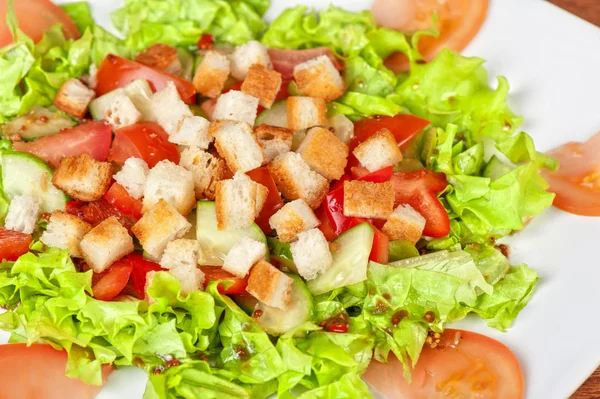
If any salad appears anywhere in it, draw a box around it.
[0,0,558,398]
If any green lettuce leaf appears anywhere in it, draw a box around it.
[464,243,510,286]
[60,2,95,34]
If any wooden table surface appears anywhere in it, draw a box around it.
[546,0,600,395]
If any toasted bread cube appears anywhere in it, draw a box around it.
[268,152,329,209]
[353,129,403,172]
[343,180,395,219]
[132,199,192,260]
[246,260,293,310]
[293,55,345,101]
[113,157,150,200]
[40,211,92,258]
[296,127,348,180]
[52,154,113,202]
[382,204,426,243]
[269,199,319,243]
[215,172,268,230]
[105,92,142,130]
[193,50,230,98]
[179,147,227,200]
[241,64,282,109]
[230,40,272,81]
[171,264,205,295]
[290,229,332,280]
[328,114,354,144]
[212,90,259,126]
[159,239,198,270]
[209,120,264,173]
[287,96,328,131]
[4,195,41,234]
[80,217,134,273]
[142,160,196,215]
[53,78,96,119]
[255,124,293,163]
[151,81,193,135]
[135,43,182,76]
[168,116,212,149]
[222,237,267,278]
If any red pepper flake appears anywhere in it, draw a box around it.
[326,324,349,333]
[152,366,164,375]
[253,309,263,318]
[39,115,48,123]
[198,34,215,50]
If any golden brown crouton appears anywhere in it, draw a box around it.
[255,124,293,163]
[293,55,345,101]
[286,96,328,131]
[54,78,96,119]
[353,129,403,172]
[382,204,426,243]
[135,43,182,76]
[296,127,349,180]
[343,180,395,219]
[246,260,293,310]
[215,172,268,230]
[179,147,228,200]
[209,120,264,173]
[241,64,283,109]
[80,216,134,273]
[52,154,113,202]
[193,50,230,98]
[40,211,92,258]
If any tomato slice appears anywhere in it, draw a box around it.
[128,253,165,299]
[0,227,32,261]
[95,54,196,104]
[0,344,112,399]
[541,132,600,216]
[13,121,111,168]
[197,34,214,50]
[91,258,133,301]
[104,183,143,219]
[108,122,180,168]
[66,198,138,231]
[246,167,284,233]
[315,205,337,242]
[351,114,431,151]
[200,267,249,295]
[363,329,524,399]
[269,48,344,80]
[351,166,394,182]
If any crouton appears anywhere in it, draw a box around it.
[268,152,329,209]
[222,237,267,278]
[343,180,395,219]
[269,199,319,242]
[193,50,230,98]
[255,124,293,163]
[53,78,96,119]
[170,264,205,296]
[293,55,345,101]
[142,160,196,215]
[382,204,426,243]
[168,116,212,149]
[241,64,282,109]
[296,127,348,180]
[40,211,92,258]
[132,199,192,260]
[52,154,113,202]
[215,172,268,230]
[290,229,332,280]
[113,157,150,200]
[4,195,41,234]
[230,40,272,81]
[328,114,354,144]
[179,147,227,200]
[286,96,328,131]
[151,81,193,136]
[209,120,264,173]
[159,239,198,270]
[105,92,142,130]
[79,216,134,273]
[246,260,293,310]
[353,129,403,172]
[212,90,259,126]
[135,43,182,76]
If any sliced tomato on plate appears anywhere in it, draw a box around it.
[363,329,524,399]
[66,198,138,231]
[541,132,600,216]
[246,167,284,233]
[0,344,112,399]
[269,47,344,80]
[128,253,165,299]
[91,257,133,301]
[108,122,180,168]
[13,121,111,168]
[200,267,249,295]
[104,182,143,219]
[0,227,32,262]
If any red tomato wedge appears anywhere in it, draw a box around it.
[128,253,165,299]
[66,198,138,231]
[109,122,180,168]
[197,34,214,50]
[269,48,343,80]
[347,218,389,264]
[352,166,394,182]
[104,183,143,219]
[363,329,524,399]
[0,227,32,261]
[351,114,431,151]
[13,121,111,168]
[541,132,600,216]
[315,205,337,242]
[0,0,80,46]
[91,258,133,301]
[246,167,284,233]
[0,344,112,399]
[95,54,196,104]
[200,267,249,295]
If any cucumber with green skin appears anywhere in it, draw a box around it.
[483,155,513,181]
[2,106,75,141]
[255,99,287,128]
[89,79,155,122]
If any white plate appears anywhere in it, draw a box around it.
[6,1,600,398]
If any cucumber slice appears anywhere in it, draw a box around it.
[2,106,75,140]
[89,79,155,122]
[196,201,268,266]
[308,222,374,295]
[1,152,67,213]
[231,294,258,315]
[177,48,195,81]
[267,237,297,273]
[254,274,313,335]
[483,155,513,181]
[255,100,287,128]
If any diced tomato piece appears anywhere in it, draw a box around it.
[91,258,133,301]
[66,198,137,231]
[352,166,394,182]
[95,54,196,104]
[315,206,337,242]
[246,167,284,233]
[391,169,450,237]
[351,114,430,151]
[0,227,32,262]
[200,267,249,295]
[128,253,164,299]
[108,122,179,168]
[197,34,214,50]
[269,48,344,80]
[104,183,143,219]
